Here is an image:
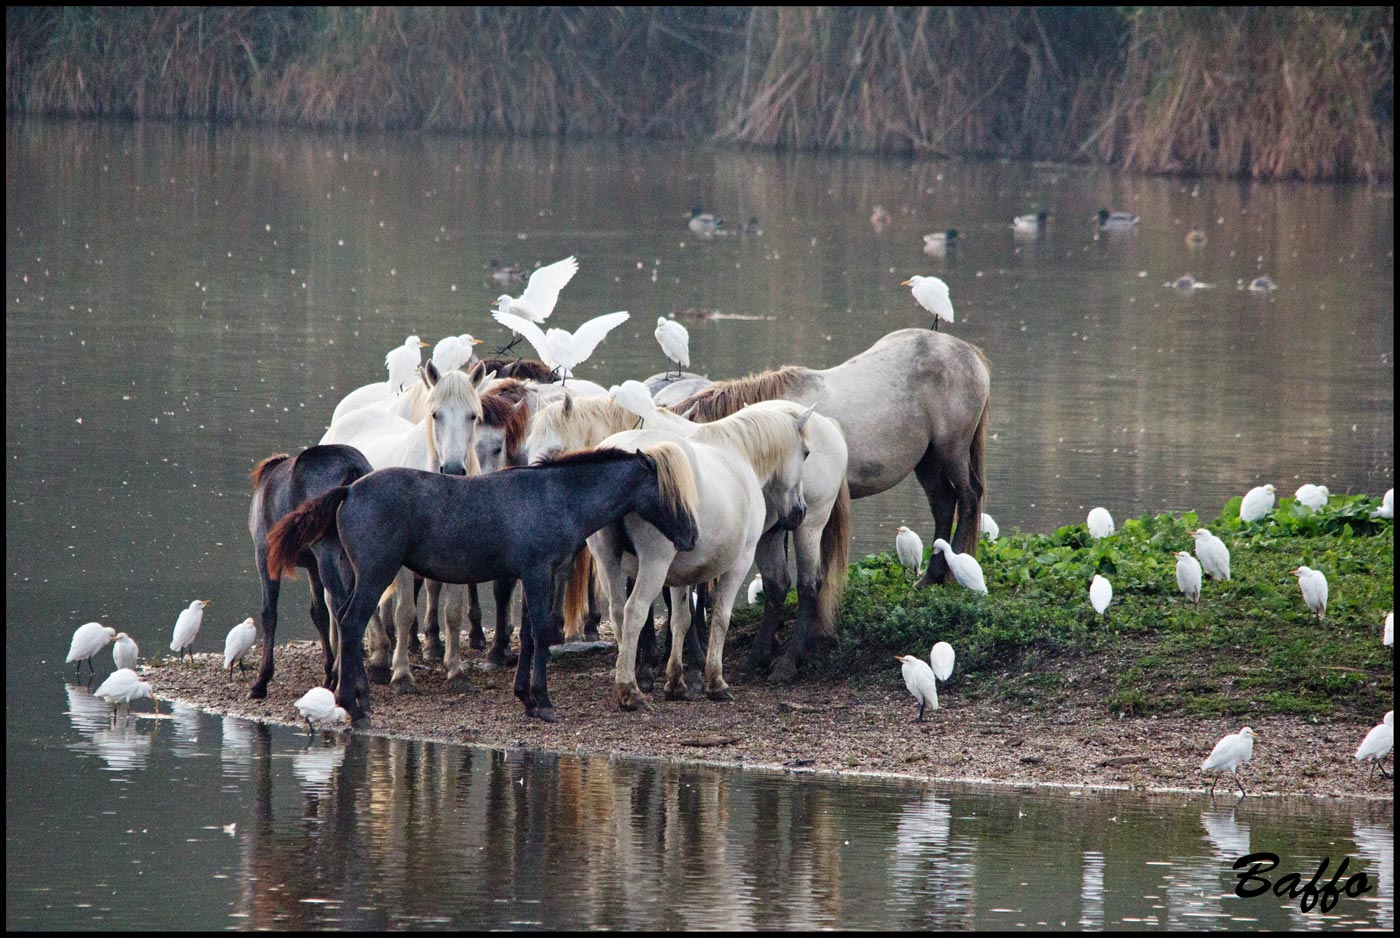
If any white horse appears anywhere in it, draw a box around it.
[331,335,430,424]
[588,402,815,708]
[320,361,488,692]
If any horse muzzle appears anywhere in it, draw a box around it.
[671,530,698,552]
[440,462,468,477]
[778,502,807,531]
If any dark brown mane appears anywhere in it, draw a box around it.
[529,447,635,470]
[249,453,291,488]
[479,380,532,453]
[672,366,805,422]
[479,357,556,382]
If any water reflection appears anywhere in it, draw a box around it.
[64,682,153,774]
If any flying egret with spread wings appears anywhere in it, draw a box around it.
[491,310,629,382]
[492,255,579,323]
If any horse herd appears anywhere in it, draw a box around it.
[249,327,991,724]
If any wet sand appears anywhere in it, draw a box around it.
[143,634,1394,802]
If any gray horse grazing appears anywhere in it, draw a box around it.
[676,328,990,595]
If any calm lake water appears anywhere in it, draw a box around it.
[5,119,1394,929]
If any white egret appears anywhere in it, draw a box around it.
[431,334,483,373]
[112,632,138,671]
[1089,575,1113,615]
[223,617,258,677]
[1191,528,1231,581]
[981,512,999,542]
[1097,209,1139,230]
[654,317,691,378]
[1385,611,1393,647]
[746,574,764,606]
[294,686,351,736]
[1013,212,1048,233]
[932,538,987,594]
[896,655,941,721]
[900,274,955,330]
[170,599,211,662]
[1174,551,1202,604]
[895,525,924,576]
[93,668,154,720]
[1294,484,1329,510]
[921,229,959,255]
[384,335,430,392]
[1355,711,1394,779]
[608,380,657,422]
[930,641,955,683]
[492,255,578,324]
[1087,507,1115,539]
[1291,566,1328,619]
[1373,488,1393,519]
[1240,484,1276,522]
[1201,726,1259,797]
[491,310,629,381]
[66,622,116,677]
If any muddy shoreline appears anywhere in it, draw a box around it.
[140,637,1394,803]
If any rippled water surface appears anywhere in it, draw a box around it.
[5,119,1394,929]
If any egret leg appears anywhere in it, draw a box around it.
[305,717,314,738]
[916,701,926,723]
[1208,775,1218,797]
[1234,771,1247,798]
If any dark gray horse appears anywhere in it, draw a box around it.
[247,444,372,698]
[265,445,700,724]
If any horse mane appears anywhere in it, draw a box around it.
[673,366,805,422]
[249,453,291,488]
[529,395,635,453]
[643,440,700,522]
[533,447,638,469]
[691,400,806,481]
[480,357,555,382]
[479,380,532,454]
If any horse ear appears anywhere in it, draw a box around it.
[562,392,574,415]
[422,360,441,388]
[680,405,698,421]
[795,402,817,431]
[509,397,530,419]
[635,449,657,471]
[467,361,489,387]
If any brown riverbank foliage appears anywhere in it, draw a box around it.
[6,7,1393,180]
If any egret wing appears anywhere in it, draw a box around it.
[519,255,579,322]
[565,311,630,366]
[491,311,554,367]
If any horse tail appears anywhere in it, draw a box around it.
[562,547,592,641]
[265,487,350,581]
[249,453,291,489]
[814,478,851,638]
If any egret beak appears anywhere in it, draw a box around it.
[418,341,430,348]
[470,338,484,345]
[894,655,906,663]
[201,599,212,606]
[900,278,913,286]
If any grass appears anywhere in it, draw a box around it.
[731,493,1393,720]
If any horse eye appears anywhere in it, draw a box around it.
[431,411,440,421]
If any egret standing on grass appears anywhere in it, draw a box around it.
[1291,566,1328,619]
[981,513,999,542]
[491,310,630,383]
[654,317,690,379]
[1202,726,1259,797]
[492,256,578,324]
[932,539,987,594]
[1087,507,1115,539]
[1355,712,1394,779]
[1090,575,1113,615]
[1191,528,1231,581]
[294,686,351,736]
[1175,551,1202,604]
[901,275,955,330]
[1294,484,1330,510]
[112,632,138,671]
[66,623,116,678]
[170,599,211,662]
[224,617,257,677]
[93,668,154,721]
[1240,484,1276,522]
[1373,488,1394,519]
[896,525,924,577]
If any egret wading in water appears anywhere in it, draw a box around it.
[93,668,155,723]
[901,275,954,331]
[1087,507,1115,539]
[932,538,987,594]
[981,513,999,542]
[1202,726,1259,797]
[170,599,211,663]
[1294,484,1330,510]
[1191,528,1231,581]
[1373,488,1393,519]
[1240,484,1276,522]
[294,686,351,737]
[224,617,257,677]
[492,255,578,324]
[1089,575,1112,615]
[491,310,629,385]
[1174,551,1202,604]
[112,632,138,671]
[66,622,116,678]
[895,525,924,577]
[654,317,690,379]
[1291,566,1328,620]
[1355,711,1394,779]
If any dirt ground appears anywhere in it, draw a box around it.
[142,631,1395,802]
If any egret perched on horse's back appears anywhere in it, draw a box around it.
[1192,528,1231,581]
[1087,507,1115,539]
[747,574,763,606]
[66,622,116,677]
[901,275,954,330]
[491,309,629,381]
[170,599,211,661]
[112,632,138,671]
[1373,488,1394,519]
[655,317,691,378]
[1202,726,1259,796]
[1355,711,1394,779]
[94,668,154,720]
[1385,611,1394,647]
[608,380,656,422]
[1175,551,1202,604]
[1089,575,1112,615]
[981,513,999,542]
[896,655,941,721]
[432,334,483,373]
[1295,484,1329,510]
[1240,484,1276,522]
[896,525,924,576]
[294,686,350,736]
[224,617,257,677]
[492,255,578,323]
[932,539,986,593]
[1291,566,1328,619]
[330,335,430,423]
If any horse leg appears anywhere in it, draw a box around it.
[467,583,487,650]
[366,587,393,685]
[390,568,421,694]
[702,566,746,702]
[634,576,660,682]
[584,569,602,642]
[486,578,518,669]
[663,585,693,700]
[944,455,982,562]
[331,559,398,722]
[315,546,353,690]
[249,548,279,699]
[443,584,476,693]
[421,579,446,664]
[746,530,791,673]
[914,448,958,587]
[305,561,336,690]
[616,559,669,712]
[771,523,824,684]
[517,570,559,722]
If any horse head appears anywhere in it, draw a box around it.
[422,362,489,476]
[632,443,699,552]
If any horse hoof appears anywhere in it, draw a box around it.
[583,627,601,643]
[367,665,392,686]
[446,674,477,694]
[767,659,799,685]
[351,716,371,730]
[533,707,561,724]
[664,683,689,701]
[421,643,445,666]
[615,686,650,712]
[469,633,487,651]
[248,685,268,700]
[391,677,420,696]
[637,674,655,695]
[705,687,734,702]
